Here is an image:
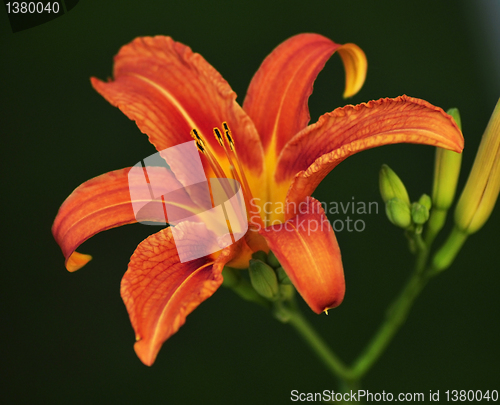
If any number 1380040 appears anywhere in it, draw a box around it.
[6,2,60,13]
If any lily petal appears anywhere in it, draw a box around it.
[243,33,367,163]
[260,197,344,314]
[91,36,265,194]
[121,222,236,366]
[275,96,464,216]
[52,167,198,271]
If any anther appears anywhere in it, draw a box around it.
[213,127,224,147]
[191,128,227,184]
[191,129,205,147]
[195,140,205,153]
[222,122,235,151]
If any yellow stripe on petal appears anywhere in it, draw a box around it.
[274,96,464,214]
[243,33,365,159]
[122,223,237,366]
[260,197,345,314]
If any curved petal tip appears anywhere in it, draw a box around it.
[66,251,92,272]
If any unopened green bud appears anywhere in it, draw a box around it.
[432,110,463,211]
[379,164,411,206]
[251,250,268,263]
[249,259,279,300]
[411,202,430,225]
[221,267,240,287]
[279,284,295,300]
[418,194,432,211]
[447,108,462,131]
[275,266,292,285]
[266,250,281,268]
[386,198,412,229]
[432,148,462,210]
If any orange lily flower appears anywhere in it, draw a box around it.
[52,34,464,366]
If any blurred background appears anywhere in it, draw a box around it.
[1,0,499,403]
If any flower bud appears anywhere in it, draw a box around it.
[279,284,295,301]
[418,194,432,211]
[249,259,279,300]
[266,250,281,268]
[379,164,411,206]
[411,202,430,225]
[276,266,292,285]
[385,198,412,229]
[432,109,463,211]
[251,250,268,263]
[221,267,240,287]
[455,99,500,234]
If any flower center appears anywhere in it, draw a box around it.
[191,123,263,228]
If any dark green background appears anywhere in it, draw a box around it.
[1,0,499,403]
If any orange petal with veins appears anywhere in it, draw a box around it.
[121,222,237,365]
[91,36,264,185]
[52,167,199,271]
[243,33,367,161]
[275,96,464,216]
[260,197,345,314]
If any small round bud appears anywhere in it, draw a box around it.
[221,267,240,287]
[266,250,281,268]
[275,266,292,285]
[411,202,430,225]
[251,250,268,263]
[418,194,432,211]
[385,198,412,229]
[379,164,411,206]
[249,259,279,300]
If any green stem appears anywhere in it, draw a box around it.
[223,222,470,389]
[424,208,448,246]
[350,270,430,379]
[413,231,428,274]
[280,300,353,382]
[431,226,468,273]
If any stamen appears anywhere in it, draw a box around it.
[191,125,264,228]
[221,122,263,227]
[213,127,224,147]
[191,129,226,181]
[193,131,237,224]
[191,129,206,148]
[222,122,235,151]
[195,140,205,153]
[213,127,240,188]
